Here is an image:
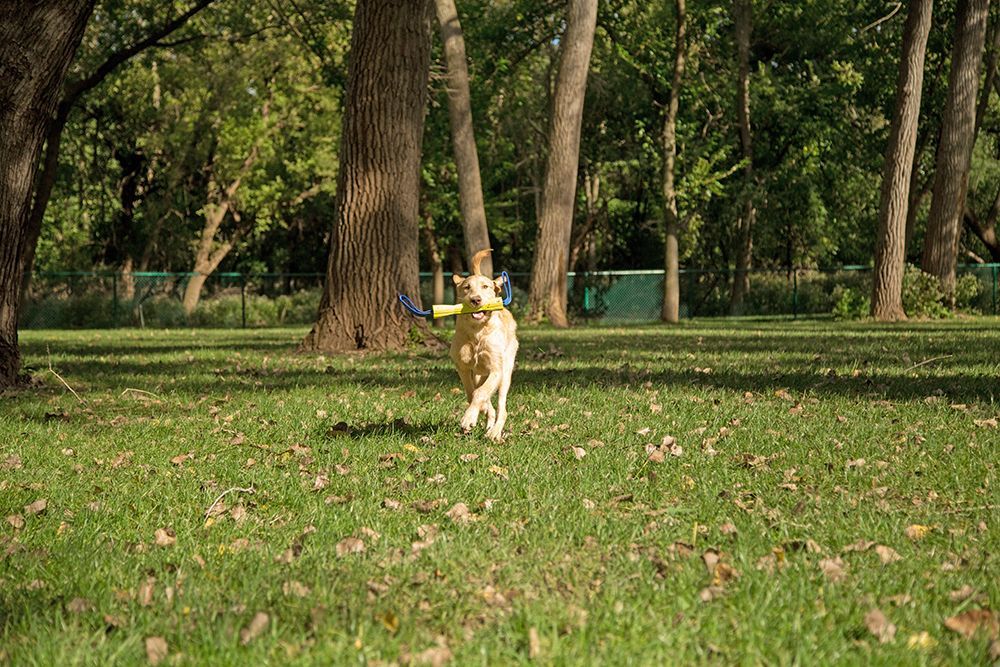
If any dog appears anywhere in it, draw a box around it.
[450,249,518,442]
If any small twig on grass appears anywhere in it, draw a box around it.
[121,388,161,399]
[903,354,954,373]
[47,346,84,404]
[205,486,255,518]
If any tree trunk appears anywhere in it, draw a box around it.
[0,0,94,387]
[964,194,1000,261]
[422,210,446,328]
[182,198,234,315]
[729,0,755,315]
[526,0,598,327]
[871,0,934,321]
[662,0,687,324]
[302,0,435,352]
[921,0,989,303]
[434,0,493,277]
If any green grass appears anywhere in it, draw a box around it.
[2,320,998,665]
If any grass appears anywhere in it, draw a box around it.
[1,319,998,665]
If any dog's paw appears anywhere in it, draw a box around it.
[460,412,478,433]
[485,424,505,442]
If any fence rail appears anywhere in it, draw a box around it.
[19,264,1000,329]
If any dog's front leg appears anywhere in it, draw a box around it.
[485,352,515,442]
[462,371,501,434]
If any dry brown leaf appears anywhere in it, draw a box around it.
[283,580,311,598]
[489,465,509,480]
[6,514,24,530]
[2,454,22,470]
[948,585,980,603]
[571,446,587,460]
[24,499,47,515]
[240,611,270,645]
[647,449,665,464]
[459,453,479,463]
[427,473,447,485]
[973,417,998,428]
[312,474,330,491]
[699,585,726,602]
[138,576,155,606]
[229,504,247,522]
[905,524,931,540]
[990,639,1000,661]
[145,636,168,665]
[445,502,474,525]
[154,528,176,547]
[382,498,402,511]
[943,609,999,639]
[842,539,875,553]
[336,537,365,557]
[906,632,937,649]
[819,557,847,582]
[413,640,452,666]
[875,544,902,564]
[67,597,92,614]
[170,453,192,465]
[719,522,737,536]
[865,608,896,644]
[528,627,541,659]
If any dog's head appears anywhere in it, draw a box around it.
[453,249,504,323]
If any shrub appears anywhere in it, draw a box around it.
[831,286,869,320]
[901,265,949,319]
[954,272,984,312]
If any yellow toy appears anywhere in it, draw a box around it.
[399,271,512,319]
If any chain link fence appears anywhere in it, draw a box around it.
[19,264,1000,329]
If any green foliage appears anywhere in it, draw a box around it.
[902,265,950,319]
[830,286,870,321]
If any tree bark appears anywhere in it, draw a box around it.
[0,0,94,387]
[871,0,934,321]
[302,0,435,352]
[921,0,989,303]
[526,0,598,327]
[729,0,755,315]
[662,0,687,323]
[434,0,493,277]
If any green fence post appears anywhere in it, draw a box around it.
[241,274,247,329]
[792,269,798,320]
[993,264,1000,315]
[112,272,118,328]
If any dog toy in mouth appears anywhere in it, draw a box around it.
[398,271,513,320]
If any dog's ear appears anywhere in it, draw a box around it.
[493,276,505,295]
[452,273,464,287]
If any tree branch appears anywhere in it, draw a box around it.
[63,0,219,104]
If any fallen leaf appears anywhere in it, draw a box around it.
[336,537,365,557]
[24,499,47,515]
[571,447,587,460]
[283,581,311,598]
[943,610,999,639]
[154,528,176,547]
[647,449,665,463]
[67,597,93,613]
[426,473,447,485]
[445,502,474,525]
[312,475,330,491]
[138,577,155,606]
[973,418,998,428]
[459,453,479,463]
[145,636,168,665]
[240,611,270,645]
[990,639,1000,661]
[875,544,902,564]
[948,585,980,603]
[413,639,452,666]
[528,626,541,659]
[3,455,23,470]
[865,608,896,643]
[906,632,937,650]
[488,465,509,481]
[382,498,402,511]
[377,610,400,634]
[905,524,931,540]
[819,557,847,582]
[699,586,726,602]
[170,452,192,465]
[6,514,24,530]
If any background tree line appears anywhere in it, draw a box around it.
[3,0,1000,382]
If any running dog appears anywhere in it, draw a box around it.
[450,249,518,442]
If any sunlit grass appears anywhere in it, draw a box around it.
[1,320,998,664]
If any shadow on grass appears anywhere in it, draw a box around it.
[321,418,448,441]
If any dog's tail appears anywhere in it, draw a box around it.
[470,248,492,276]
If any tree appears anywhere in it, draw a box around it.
[661,0,687,323]
[728,0,755,315]
[18,0,220,289]
[871,0,934,321]
[526,0,599,327]
[302,0,435,352]
[0,0,95,387]
[921,0,989,302]
[435,0,493,277]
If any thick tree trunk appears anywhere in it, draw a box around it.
[921,0,989,303]
[302,0,435,352]
[872,0,933,321]
[526,0,598,327]
[434,0,493,277]
[662,0,687,324]
[729,0,755,315]
[0,1,94,387]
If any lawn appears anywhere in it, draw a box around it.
[1,320,998,665]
